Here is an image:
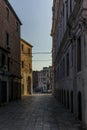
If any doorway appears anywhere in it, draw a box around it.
[71,91,73,113]
[78,91,82,120]
[1,81,7,103]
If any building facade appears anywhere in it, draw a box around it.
[38,67,52,93]
[51,0,87,128]
[21,39,33,95]
[0,0,22,103]
[33,71,39,92]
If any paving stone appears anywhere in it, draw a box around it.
[0,94,82,130]
[43,123,51,130]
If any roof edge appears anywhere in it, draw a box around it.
[4,0,22,25]
[21,38,33,48]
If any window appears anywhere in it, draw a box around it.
[66,52,69,76]
[63,3,64,17]
[6,33,9,45]
[8,57,10,71]
[21,44,24,51]
[77,36,81,72]
[71,42,73,67]
[16,22,19,32]
[2,54,6,66]
[21,61,24,68]
[70,0,72,13]
[28,48,31,54]
[6,8,9,21]
[63,58,65,77]
[29,64,31,68]
[66,0,68,23]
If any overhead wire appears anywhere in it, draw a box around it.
[22,51,52,62]
[22,51,51,55]
[32,51,51,62]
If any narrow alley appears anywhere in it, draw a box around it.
[0,94,82,130]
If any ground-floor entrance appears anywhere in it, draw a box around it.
[1,81,7,103]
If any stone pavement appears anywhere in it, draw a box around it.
[0,94,82,130]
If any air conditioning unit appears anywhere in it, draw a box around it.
[3,65,8,72]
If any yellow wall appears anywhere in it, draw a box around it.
[20,39,33,95]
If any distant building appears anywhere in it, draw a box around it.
[51,0,87,128]
[49,66,52,92]
[33,71,39,92]
[38,67,52,93]
[21,39,33,95]
[0,0,22,103]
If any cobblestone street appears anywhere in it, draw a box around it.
[0,94,82,130]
